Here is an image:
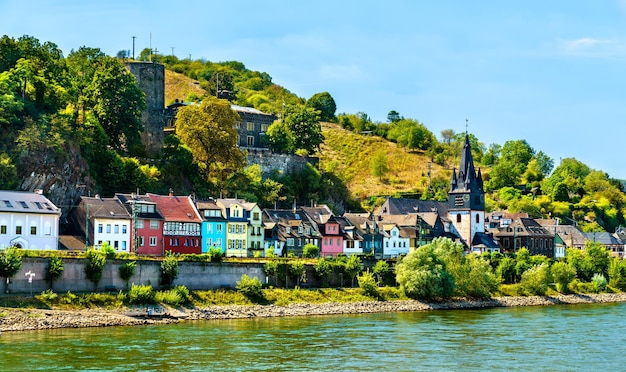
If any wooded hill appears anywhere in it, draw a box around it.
[1,35,625,234]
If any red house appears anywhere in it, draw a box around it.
[148,193,202,254]
[115,193,164,255]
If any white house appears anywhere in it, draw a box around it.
[381,224,410,258]
[0,190,60,250]
[77,196,132,251]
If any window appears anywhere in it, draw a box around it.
[476,214,480,223]
[19,201,28,208]
[346,240,354,249]
[16,225,22,234]
[149,237,157,246]
[247,122,254,131]
[136,219,144,229]
[0,225,6,234]
[98,224,103,233]
[253,212,259,221]
[217,224,223,233]
[261,124,269,132]
[247,136,254,146]
[150,220,159,229]
[122,225,127,234]
[456,214,462,223]
[287,238,294,246]
[139,236,145,246]
[3,200,12,207]
[207,224,212,233]
[30,226,36,235]
[114,224,119,234]
[114,241,119,249]
[106,224,111,233]
[121,241,127,250]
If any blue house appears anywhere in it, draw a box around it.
[195,198,227,254]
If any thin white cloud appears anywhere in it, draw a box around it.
[558,37,625,57]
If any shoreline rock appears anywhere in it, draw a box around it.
[2,293,626,332]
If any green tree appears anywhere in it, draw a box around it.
[0,248,23,293]
[358,270,379,297]
[303,244,320,258]
[395,243,455,300]
[264,259,280,286]
[344,254,362,287]
[290,260,306,287]
[84,56,146,153]
[496,256,517,284]
[315,258,333,287]
[370,151,389,181]
[160,253,179,289]
[307,92,336,122]
[264,119,295,153]
[387,110,402,123]
[45,256,64,290]
[283,105,323,153]
[236,274,263,300]
[84,249,106,291]
[551,261,576,293]
[373,260,390,285]
[176,97,245,184]
[486,139,535,190]
[608,258,626,290]
[520,263,552,295]
[119,261,136,290]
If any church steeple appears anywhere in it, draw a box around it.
[448,132,484,210]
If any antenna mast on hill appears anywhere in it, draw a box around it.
[465,118,469,135]
[132,36,136,59]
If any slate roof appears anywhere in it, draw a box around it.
[301,205,334,224]
[0,190,60,215]
[535,220,588,248]
[378,197,448,217]
[80,196,130,219]
[115,193,162,219]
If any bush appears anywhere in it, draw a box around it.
[45,256,64,289]
[290,261,306,287]
[395,243,455,300]
[302,244,320,258]
[99,243,117,259]
[315,258,332,287]
[119,261,136,289]
[160,252,179,288]
[84,249,106,291]
[591,273,607,293]
[358,270,378,298]
[39,289,58,302]
[520,263,551,295]
[551,261,576,293]
[155,289,183,306]
[127,284,156,304]
[236,274,263,300]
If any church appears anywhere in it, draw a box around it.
[377,133,499,254]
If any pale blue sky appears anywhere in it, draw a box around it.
[3,1,626,179]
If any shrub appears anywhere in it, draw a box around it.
[39,289,58,302]
[160,252,179,288]
[608,258,626,290]
[551,261,576,293]
[302,244,320,258]
[84,249,106,291]
[208,247,223,262]
[119,261,136,289]
[236,274,263,300]
[373,260,390,285]
[127,284,156,304]
[99,243,117,259]
[520,263,551,295]
[591,273,607,293]
[290,261,306,287]
[358,270,378,298]
[314,258,332,287]
[45,256,64,289]
[395,243,455,300]
[173,285,190,303]
[155,289,183,306]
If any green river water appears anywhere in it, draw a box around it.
[1,302,625,371]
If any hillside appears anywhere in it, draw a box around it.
[163,70,449,201]
[164,69,207,105]
[319,123,449,201]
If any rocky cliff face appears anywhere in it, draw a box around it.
[17,143,93,226]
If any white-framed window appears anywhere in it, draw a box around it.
[149,236,157,246]
[121,241,127,250]
[247,136,254,146]
[136,220,144,229]
[30,225,37,235]
[287,238,294,246]
[98,224,103,233]
[106,224,111,233]
[217,224,223,233]
[114,224,119,234]
[150,220,159,229]
[139,236,145,246]
[247,122,255,131]
[207,224,212,233]
[122,225,127,234]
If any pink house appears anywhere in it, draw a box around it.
[116,193,164,255]
[302,205,343,257]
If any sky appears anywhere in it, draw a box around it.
[3,0,626,179]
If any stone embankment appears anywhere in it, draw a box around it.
[2,293,626,332]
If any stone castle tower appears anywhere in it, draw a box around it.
[448,134,486,249]
[125,61,165,154]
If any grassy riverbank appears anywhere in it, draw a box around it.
[2,288,626,333]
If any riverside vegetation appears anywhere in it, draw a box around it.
[2,237,626,332]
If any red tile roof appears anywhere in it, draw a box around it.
[147,194,202,222]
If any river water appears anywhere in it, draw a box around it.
[1,302,625,371]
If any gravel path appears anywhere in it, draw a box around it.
[2,293,625,333]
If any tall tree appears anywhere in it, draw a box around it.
[175,97,245,184]
[264,119,295,153]
[84,56,145,153]
[307,92,336,122]
[282,105,323,153]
